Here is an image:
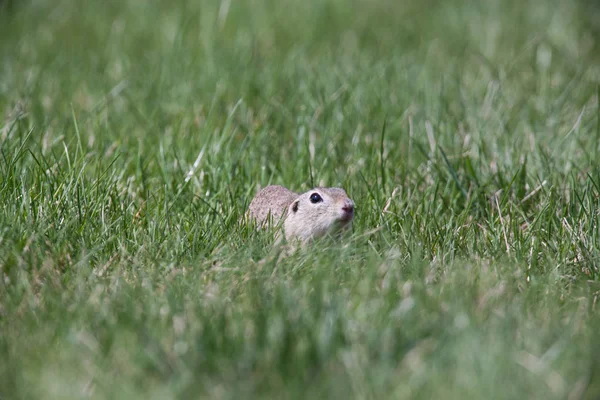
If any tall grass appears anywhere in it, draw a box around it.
[1,0,600,398]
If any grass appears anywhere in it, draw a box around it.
[1,0,600,398]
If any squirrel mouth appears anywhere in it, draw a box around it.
[339,210,354,223]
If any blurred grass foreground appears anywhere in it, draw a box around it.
[1,0,600,399]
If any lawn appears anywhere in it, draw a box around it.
[1,0,600,398]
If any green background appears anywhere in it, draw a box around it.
[1,0,600,398]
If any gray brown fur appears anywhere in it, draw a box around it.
[247,185,298,224]
[247,184,355,241]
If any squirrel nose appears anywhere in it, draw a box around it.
[342,201,354,213]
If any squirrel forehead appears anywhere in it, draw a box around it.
[298,187,349,200]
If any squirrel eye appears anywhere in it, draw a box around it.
[309,193,323,204]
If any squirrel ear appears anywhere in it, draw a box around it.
[291,200,299,213]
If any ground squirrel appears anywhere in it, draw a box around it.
[247,185,355,241]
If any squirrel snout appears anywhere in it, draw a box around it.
[340,200,354,223]
[341,200,354,214]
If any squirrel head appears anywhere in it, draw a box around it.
[284,187,355,241]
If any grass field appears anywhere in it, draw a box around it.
[1,0,600,398]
